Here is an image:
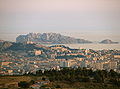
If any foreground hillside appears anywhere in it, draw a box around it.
[0,76,41,89]
[0,68,120,89]
[0,75,120,89]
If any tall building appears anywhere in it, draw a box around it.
[60,60,71,67]
[108,61,117,70]
[94,63,103,70]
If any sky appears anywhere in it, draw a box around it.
[0,0,120,42]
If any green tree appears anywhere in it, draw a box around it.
[109,69,118,78]
[18,81,30,88]
[94,73,103,83]
[29,80,35,85]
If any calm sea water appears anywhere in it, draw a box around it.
[44,44,120,50]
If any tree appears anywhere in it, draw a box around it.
[42,77,46,81]
[109,69,118,78]
[56,85,61,88]
[18,81,30,88]
[36,70,42,76]
[109,79,120,87]
[94,74,103,83]
[29,80,35,85]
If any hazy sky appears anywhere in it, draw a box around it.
[0,0,120,42]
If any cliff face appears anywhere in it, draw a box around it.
[100,39,119,44]
[16,33,92,44]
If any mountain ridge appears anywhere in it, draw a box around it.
[16,33,92,44]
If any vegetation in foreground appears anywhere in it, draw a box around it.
[0,67,120,89]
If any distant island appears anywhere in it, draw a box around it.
[16,33,92,44]
[100,39,119,44]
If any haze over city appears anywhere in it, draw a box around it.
[0,0,120,42]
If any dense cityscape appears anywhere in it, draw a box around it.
[0,40,120,75]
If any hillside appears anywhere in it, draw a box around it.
[0,41,13,51]
[0,68,120,89]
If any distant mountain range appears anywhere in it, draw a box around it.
[16,33,92,44]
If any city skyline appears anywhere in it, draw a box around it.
[0,0,120,42]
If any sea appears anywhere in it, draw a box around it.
[44,43,120,50]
